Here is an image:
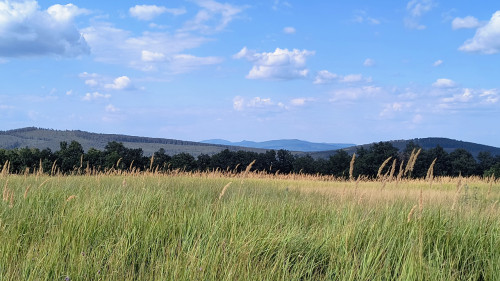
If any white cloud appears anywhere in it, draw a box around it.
[459,11,500,54]
[283,27,296,34]
[412,114,423,124]
[129,5,186,21]
[82,92,111,101]
[452,16,480,30]
[105,104,119,113]
[432,78,456,88]
[363,58,375,67]
[82,23,220,73]
[233,96,283,111]
[442,88,473,103]
[290,98,315,106]
[405,0,435,29]
[479,89,499,104]
[433,59,443,67]
[0,1,90,57]
[104,76,133,90]
[314,71,371,84]
[234,47,315,80]
[66,90,73,96]
[47,4,89,22]
[353,10,380,25]
[313,70,338,84]
[85,79,99,87]
[330,86,383,102]
[341,74,364,83]
[183,0,245,33]
[379,102,411,118]
[141,50,166,62]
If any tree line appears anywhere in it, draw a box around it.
[0,140,499,178]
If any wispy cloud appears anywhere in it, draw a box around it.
[129,5,186,21]
[405,0,435,30]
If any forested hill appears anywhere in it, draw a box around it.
[311,137,500,159]
[0,127,269,156]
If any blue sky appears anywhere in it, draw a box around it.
[0,0,499,146]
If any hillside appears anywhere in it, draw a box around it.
[310,137,500,159]
[201,139,355,152]
[0,127,270,156]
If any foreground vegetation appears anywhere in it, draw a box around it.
[0,169,499,280]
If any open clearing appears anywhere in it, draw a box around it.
[1,172,499,280]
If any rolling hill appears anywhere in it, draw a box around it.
[310,138,500,159]
[0,127,270,156]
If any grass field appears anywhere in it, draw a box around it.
[0,171,499,280]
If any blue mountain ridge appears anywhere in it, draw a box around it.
[201,139,356,152]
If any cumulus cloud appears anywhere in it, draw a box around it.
[129,5,186,21]
[283,26,296,34]
[0,1,90,57]
[82,92,111,101]
[234,47,315,80]
[452,16,480,30]
[432,78,456,88]
[104,76,133,90]
[363,58,375,67]
[433,59,443,67]
[405,0,435,29]
[459,11,500,54]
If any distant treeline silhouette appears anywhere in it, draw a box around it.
[1,140,499,178]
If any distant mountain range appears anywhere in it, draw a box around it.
[201,139,355,152]
[1,127,499,159]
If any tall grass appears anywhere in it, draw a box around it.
[0,171,498,280]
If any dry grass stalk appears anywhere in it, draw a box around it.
[407,204,418,223]
[349,153,356,181]
[404,149,421,177]
[488,175,494,198]
[129,160,135,172]
[149,156,154,171]
[24,185,32,199]
[116,158,123,169]
[51,160,57,176]
[396,160,405,183]
[451,178,462,211]
[377,157,392,179]
[38,179,50,189]
[38,159,43,175]
[389,159,397,180]
[426,158,437,181]
[419,185,423,217]
[80,154,84,169]
[218,182,232,200]
[8,190,14,208]
[2,180,9,202]
[1,160,10,176]
[66,195,77,202]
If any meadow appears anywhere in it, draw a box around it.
[0,168,499,280]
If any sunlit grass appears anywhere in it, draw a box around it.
[0,172,499,280]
